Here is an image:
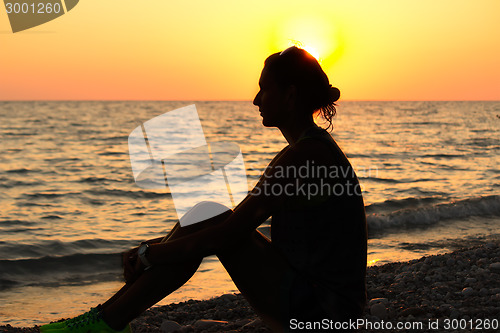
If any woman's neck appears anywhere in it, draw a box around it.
[279,115,317,146]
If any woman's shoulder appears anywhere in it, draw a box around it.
[291,128,348,166]
[266,127,351,174]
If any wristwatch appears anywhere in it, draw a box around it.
[137,242,152,270]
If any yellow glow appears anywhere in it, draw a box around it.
[302,45,320,61]
[272,15,340,64]
[285,40,321,61]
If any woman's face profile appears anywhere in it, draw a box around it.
[253,66,289,128]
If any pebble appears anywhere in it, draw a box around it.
[368,298,389,306]
[439,303,452,310]
[462,287,474,296]
[160,320,182,333]
[370,303,387,319]
[193,319,228,330]
[489,262,500,273]
[465,277,477,284]
[479,288,489,296]
[178,325,193,333]
[219,293,238,302]
[400,307,426,317]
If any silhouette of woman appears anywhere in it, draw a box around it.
[40,47,367,333]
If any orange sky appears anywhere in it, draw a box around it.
[1,0,499,101]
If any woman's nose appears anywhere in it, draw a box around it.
[253,91,261,106]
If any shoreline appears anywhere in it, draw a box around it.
[1,241,499,333]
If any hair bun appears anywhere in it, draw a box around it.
[329,85,341,103]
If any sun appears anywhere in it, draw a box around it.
[272,15,340,63]
[287,39,321,61]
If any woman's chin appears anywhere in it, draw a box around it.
[262,120,273,127]
[261,117,276,128]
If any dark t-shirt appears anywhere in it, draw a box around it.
[271,127,367,322]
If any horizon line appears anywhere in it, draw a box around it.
[1,99,499,103]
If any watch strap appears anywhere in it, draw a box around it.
[138,242,152,268]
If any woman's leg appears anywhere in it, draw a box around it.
[100,223,182,310]
[217,230,291,332]
[100,222,201,329]
[99,213,230,330]
[101,257,202,330]
[99,213,291,332]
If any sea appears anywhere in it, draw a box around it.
[1,101,499,327]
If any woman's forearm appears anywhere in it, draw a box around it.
[143,188,275,266]
[147,222,223,264]
[146,237,165,244]
[146,203,267,265]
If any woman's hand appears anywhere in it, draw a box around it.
[122,247,146,283]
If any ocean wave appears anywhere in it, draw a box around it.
[77,176,110,183]
[21,192,79,199]
[0,219,38,227]
[0,179,45,188]
[43,157,82,162]
[360,177,439,184]
[1,228,46,235]
[1,132,36,137]
[84,189,169,199]
[0,238,135,261]
[15,202,55,207]
[5,168,34,174]
[0,253,123,291]
[98,151,127,156]
[360,177,401,184]
[97,135,130,141]
[0,253,120,275]
[367,195,500,232]
[418,161,469,171]
[19,189,167,200]
[398,234,500,252]
[466,137,500,148]
[0,249,218,291]
[419,153,467,159]
[366,196,448,214]
[41,215,63,219]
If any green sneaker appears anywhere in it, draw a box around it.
[40,306,102,332]
[41,315,131,333]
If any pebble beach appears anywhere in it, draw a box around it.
[1,241,499,333]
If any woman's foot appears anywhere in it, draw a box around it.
[39,306,102,331]
[39,305,131,333]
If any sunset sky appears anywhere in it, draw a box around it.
[1,0,499,101]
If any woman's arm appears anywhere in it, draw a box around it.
[146,190,273,265]
[144,142,322,266]
[145,237,165,244]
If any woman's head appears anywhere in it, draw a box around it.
[254,46,340,130]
